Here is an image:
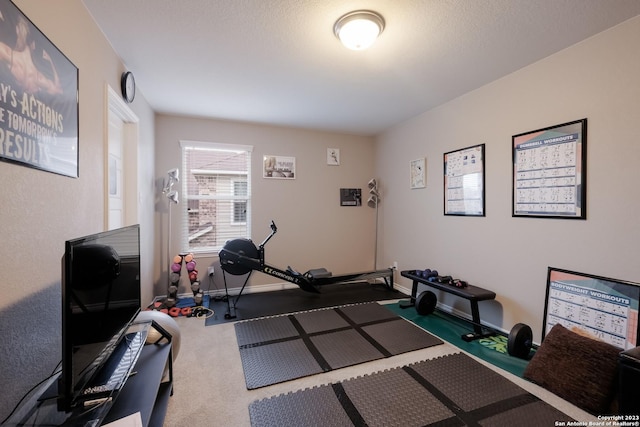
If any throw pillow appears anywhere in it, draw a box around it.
[523,323,620,414]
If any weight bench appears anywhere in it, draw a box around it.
[400,269,496,341]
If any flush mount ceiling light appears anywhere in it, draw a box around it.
[334,10,385,50]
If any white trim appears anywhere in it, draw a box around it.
[190,278,403,299]
[108,85,139,122]
[179,140,253,254]
[105,84,140,229]
[180,140,254,153]
[191,169,248,175]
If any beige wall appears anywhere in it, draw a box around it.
[2,1,639,421]
[376,16,640,341]
[0,1,156,419]
[154,115,377,295]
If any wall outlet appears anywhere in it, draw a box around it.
[208,266,215,277]
[393,261,398,270]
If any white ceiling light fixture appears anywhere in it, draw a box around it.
[334,10,385,51]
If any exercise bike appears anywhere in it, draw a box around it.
[218,221,394,319]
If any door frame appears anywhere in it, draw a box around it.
[106,84,140,229]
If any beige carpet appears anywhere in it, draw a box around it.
[164,302,598,426]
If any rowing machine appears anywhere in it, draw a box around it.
[218,220,394,318]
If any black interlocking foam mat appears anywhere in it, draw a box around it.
[235,303,443,389]
[205,281,403,326]
[249,352,574,427]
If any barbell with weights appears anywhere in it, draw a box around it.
[414,290,534,359]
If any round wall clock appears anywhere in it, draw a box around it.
[121,71,135,103]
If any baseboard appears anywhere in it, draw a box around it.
[394,282,411,296]
[155,278,407,303]
[388,284,507,336]
[209,281,301,297]
[435,303,507,336]
[152,282,296,303]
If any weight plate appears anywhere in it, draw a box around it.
[415,290,437,315]
[508,323,533,359]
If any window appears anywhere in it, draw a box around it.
[232,180,247,223]
[180,141,252,253]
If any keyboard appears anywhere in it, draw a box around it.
[82,331,144,398]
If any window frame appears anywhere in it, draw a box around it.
[179,140,253,254]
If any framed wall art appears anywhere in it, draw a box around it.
[543,267,640,349]
[340,188,361,206]
[263,155,295,179]
[512,119,587,219]
[443,144,485,216]
[410,157,426,189]
[327,148,340,166]
[0,1,79,178]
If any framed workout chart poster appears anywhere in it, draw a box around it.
[0,1,79,178]
[543,267,640,350]
[443,144,485,216]
[512,119,587,219]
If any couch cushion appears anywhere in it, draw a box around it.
[523,323,620,414]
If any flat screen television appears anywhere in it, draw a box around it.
[543,267,640,350]
[58,224,141,411]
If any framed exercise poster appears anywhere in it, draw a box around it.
[543,267,640,350]
[512,119,587,219]
[443,144,485,216]
[0,1,79,178]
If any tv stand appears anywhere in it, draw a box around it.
[3,320,173,426]
[103,320,173,426]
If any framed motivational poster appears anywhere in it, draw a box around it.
[0,1,79,177]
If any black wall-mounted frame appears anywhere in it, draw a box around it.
[512,119,587,219]
[443,143,485,216]
[543,267,640,349]
[340,188,361,206]
[0,1,79,178]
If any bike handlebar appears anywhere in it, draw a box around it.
[260,220,278,248]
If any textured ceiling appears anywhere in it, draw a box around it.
[83,0,640,136]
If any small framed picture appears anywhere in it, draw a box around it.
[340,188,361,206]
[263,155,296,179]
[327,148,340,166]
[410,158,426,189]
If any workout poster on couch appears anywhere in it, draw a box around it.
[545,269,640,350]
[0,1,79,178]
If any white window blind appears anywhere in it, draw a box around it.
[180,141,252,253]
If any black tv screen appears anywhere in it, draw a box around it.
[543,267,640,350]
[59,224,141,410]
